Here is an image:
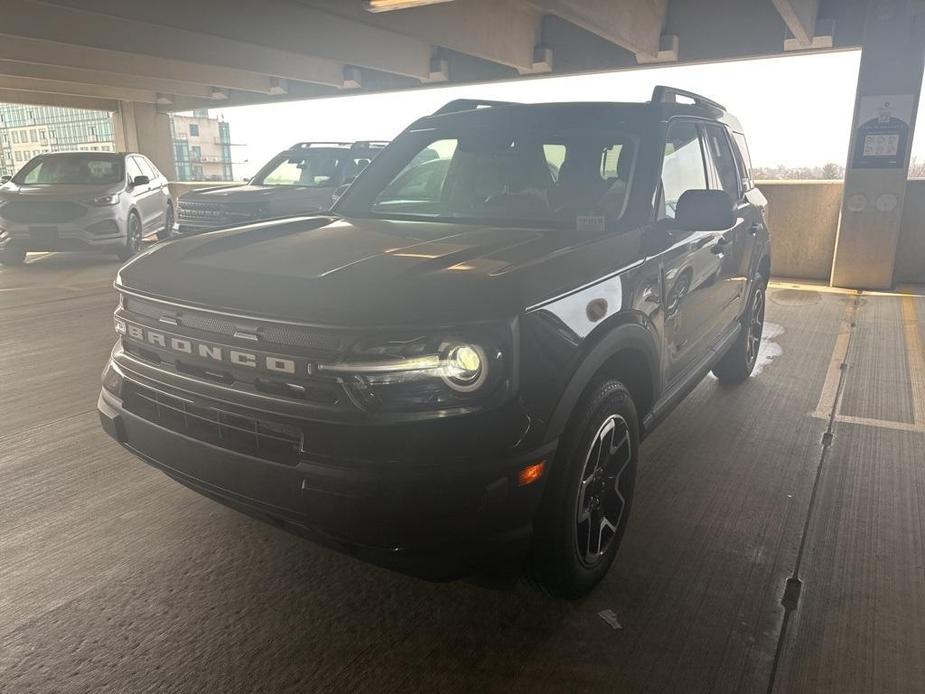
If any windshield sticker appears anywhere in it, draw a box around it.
[577,215,606,233]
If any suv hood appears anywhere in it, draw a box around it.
[118,215,640,327]
[0,183,120,201]
[180,184,323,204]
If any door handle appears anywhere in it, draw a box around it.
[749,223,762,235]
[711,236,731,254]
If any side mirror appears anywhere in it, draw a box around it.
[675,190,735,231]
[131,175,150,187]
[0,175,11,184]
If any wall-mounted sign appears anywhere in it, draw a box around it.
[852,94,914,170]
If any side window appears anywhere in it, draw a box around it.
[136,157,157,180]
[732,132,754,189]
[126,157,145,182]
[543,144,566,182]
[661,121,707,219]
[703,125,741,198]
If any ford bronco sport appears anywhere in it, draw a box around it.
[172,141,387,237]
[99,87,770,597]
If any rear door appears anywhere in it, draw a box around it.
[137,156,169,230]
[655,120,729,385]
[701,123,751,327]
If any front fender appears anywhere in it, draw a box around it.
[542,317,661,444]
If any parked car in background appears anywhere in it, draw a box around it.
[173,141,388,236]
[0,151,172,265]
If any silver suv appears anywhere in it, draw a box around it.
[0,151,173,265]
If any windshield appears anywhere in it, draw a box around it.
[13,154,124,186]
[337,126,638,227]
[253,149,374,188]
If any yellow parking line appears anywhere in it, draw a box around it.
[901,296,925,428]
[812,297,858,420]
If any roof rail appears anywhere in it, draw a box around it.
[432,99,520,116]
[651,86,726,112]
[350,140,390,149]
[287,141,353,150]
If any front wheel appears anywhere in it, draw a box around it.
[116,212,143,261]
[528,379,639,598]
[712,276,766,383]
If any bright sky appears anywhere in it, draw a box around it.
[212,50,925,180]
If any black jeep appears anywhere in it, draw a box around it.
[172,141,387,237]
[99,87,770,597]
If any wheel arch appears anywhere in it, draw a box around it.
[543,318,661,444]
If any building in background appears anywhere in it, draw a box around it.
[170,109,236,182]
[0,104,114,176]
[0,104,236,182]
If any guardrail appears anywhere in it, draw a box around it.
[167,180,925,285]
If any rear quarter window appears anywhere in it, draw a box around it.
[731,132,754,188]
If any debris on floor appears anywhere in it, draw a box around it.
[598,609,622,630]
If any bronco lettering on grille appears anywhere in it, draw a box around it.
[116,317,304,375]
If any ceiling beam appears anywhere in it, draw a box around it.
[0,35,300,95]
[0,60,216,100]
[771,0,820,47]
[0,75,158,103]
[0,89,118,112]
[0,0,354,88]
[33,0,433,81]
[305,0,541,74]
[527,0,668,60]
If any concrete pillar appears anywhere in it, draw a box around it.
[831,0,925,289]
[112,101,177,180]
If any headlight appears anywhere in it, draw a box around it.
[91,193,121,206]
[318,329,510,413]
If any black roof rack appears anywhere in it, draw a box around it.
[432,99,520,116]
[288,141,352,150]
[350,140,389,149]
[287,141,389,151]
[651,86,726,112]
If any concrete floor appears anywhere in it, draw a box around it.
[1,253,923,694]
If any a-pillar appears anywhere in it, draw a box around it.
[112,101,177,180]
[831,0,925,289]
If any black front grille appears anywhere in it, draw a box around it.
[1,201,86,223]
[123,381,304,466]
[178,200,257,224]
[122,297,346,354]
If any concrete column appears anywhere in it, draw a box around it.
[112,101,176,180]
[831,0,925,289]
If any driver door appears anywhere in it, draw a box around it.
[655,120,728,385]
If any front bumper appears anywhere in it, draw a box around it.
[98,372,555,580]
[0,210,126,251]
[172,221,221,236]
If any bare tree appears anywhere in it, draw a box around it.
[909,156,925,178]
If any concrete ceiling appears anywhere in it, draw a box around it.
[0,0,868,113]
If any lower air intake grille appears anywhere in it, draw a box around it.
[123,381,304,466]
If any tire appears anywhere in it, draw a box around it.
[116,212,143,261]
[712,275,766,383]
[528,379,639,598]
[157,204,173,241]
[0,247,27,266]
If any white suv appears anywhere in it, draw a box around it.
[0,151,173,265]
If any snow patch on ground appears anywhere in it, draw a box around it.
[752,321,784,377]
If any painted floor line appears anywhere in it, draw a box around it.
[900,295,925,428]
